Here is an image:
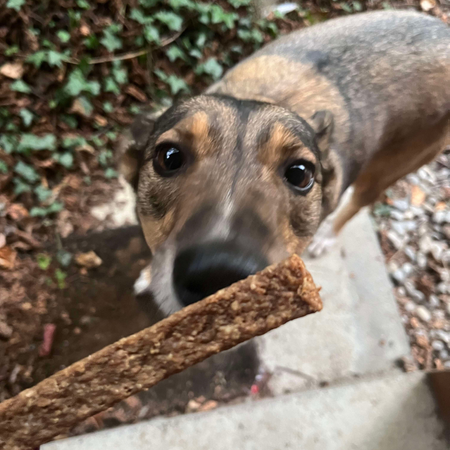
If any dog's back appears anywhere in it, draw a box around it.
[208,11,450,189]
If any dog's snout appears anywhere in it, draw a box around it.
[173,242,268,306]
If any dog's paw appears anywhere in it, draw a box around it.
[134,264,152,295]
[308,219,337,258]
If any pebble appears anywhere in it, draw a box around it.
[405,280,425,302]
[445,210,450,223]
[416,252,427,269]
[447,302,450,316]
[415,305,432,322]
[428,295,440,309]
[437,283,449,295]
[404,246,416,262]
[397,287,406,297]
[391,268,406,285]
[401,262,414,277]
[392,198,410,212]
[404,301,417,313]
[430,242,447,262]
[390,210,404,221]
[432,340,445,351]
[0,321,13,339]
[432,210,446,224]
[444,225,450,240]
[440,350,449,360]
[406,173,420,185]
[391,220,417,235]
[410,206,426,217]
[444,361,450,369]
[419,235,433,254]
[434,330,450,344]
[387,230,406,250]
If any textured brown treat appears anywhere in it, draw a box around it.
[0,255,321,450]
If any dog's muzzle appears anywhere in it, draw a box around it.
[172,241,269,306]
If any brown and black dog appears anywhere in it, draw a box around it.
[118,10,450,315]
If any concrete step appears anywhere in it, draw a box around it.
[44,371,448,450]
[258,209,410,395]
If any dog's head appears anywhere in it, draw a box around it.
[118,95,338,314]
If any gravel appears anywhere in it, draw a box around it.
[373,148,450,371]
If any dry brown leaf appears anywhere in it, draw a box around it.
[79,24,91,36]
[410,185,426,206]
[70,98,92,117]
[0,234,6,249]
[75,251,102,269]
[0,247,17,270]
[0,63,24,80]
[125,85,147,102]
[7,203,29,221]
[94,115,108,127]
[436,202,447,211]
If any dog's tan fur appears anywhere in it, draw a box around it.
[118,11,450,313]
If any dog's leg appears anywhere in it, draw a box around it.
[309,121,450,258]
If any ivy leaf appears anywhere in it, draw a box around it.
[10,80,31,94]
[84,35,99,50]
[19,134,56,151]
[76,0,90,8]
[112,62,128,84]
[144,25,160,43]
[101,28,123,52]
[5,45,20,56]
[26,51,47,68]
[15,161,39,183]
[166,75,189,95]
[13,178,31,195]
[139,0,159,7]
[104,77,120,95]
[54,152,74,169]
[154,11,183,31]
[103,101,114,113]
[228,0,251,7]
[62,136,87,148]
[6,0,25,11]
[166,46,187,62]
[35,185,53,202]
[196,58,223,80]
[65,69,100,96]
[55,268,67,289]
[210,5,238,29]
[0,135,17,154]
[19,109,34,127]
[37,254,52,270]
[130,8,153,25]
[168,0,195,10]
[57,30,71,43]
[47,50,66,67]
[105,168,118,178]
[0,161,8,174]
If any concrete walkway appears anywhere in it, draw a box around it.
[44,210,448,449]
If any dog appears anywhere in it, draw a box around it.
[117,10,450,316]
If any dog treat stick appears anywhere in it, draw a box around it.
[0,255,321,450]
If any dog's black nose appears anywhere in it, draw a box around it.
[173,241,269,306]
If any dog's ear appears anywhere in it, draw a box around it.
[116,112,156,190]
[308,110,333,157]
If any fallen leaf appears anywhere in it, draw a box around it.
[420,0,435,11]
[94,114,108,127]
[0,233,5,249]
[435,202,447,211]
[0,246,17,270]
[0,62,24,79]
[197,400,218,412]
[70,97,92,117]
[39,323,56,357]
[79,24,91,36]
[125,85,147,102]
[0,319,13,339]
[7,203,29,221]
[75,250,102,269]
[410,185,426,206]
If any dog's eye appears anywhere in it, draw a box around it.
[154,144,185,176]
[284,160,315,193]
